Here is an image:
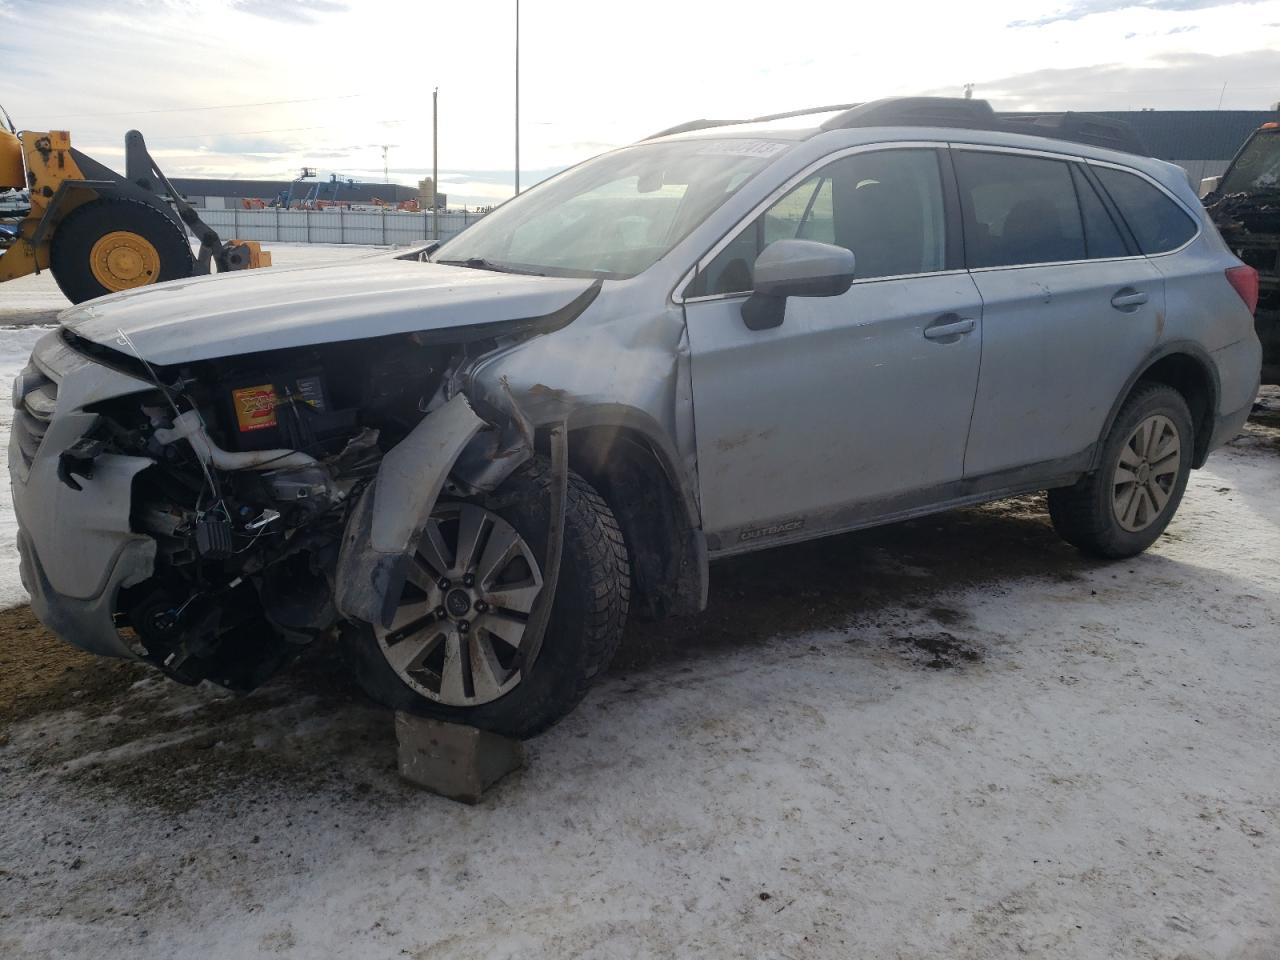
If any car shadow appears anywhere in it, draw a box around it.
[615,492,1086,672]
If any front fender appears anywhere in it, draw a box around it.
[334,393,486,627]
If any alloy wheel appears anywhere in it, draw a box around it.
[375,503,543,706]
[1112,414,1181,533]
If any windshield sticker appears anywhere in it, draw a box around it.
[697,140,790,160]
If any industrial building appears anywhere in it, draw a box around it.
[417,177,448,211]
[1090,109,1279,182]
[171,177,419,209]
[168,108,1277,212]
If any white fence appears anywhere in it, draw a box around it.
[199,208,486,247]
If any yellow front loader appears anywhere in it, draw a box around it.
[1,104,269,304]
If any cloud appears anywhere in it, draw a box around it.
[945,47,1280,111]
[206,135,300,155]
[1011,0,1265,27]
[228,0,347,23]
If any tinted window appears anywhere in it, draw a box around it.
[688,149,946,297]
[1092,166,1197,254]
[1071,165,1129,259]
[954,151,1084,268]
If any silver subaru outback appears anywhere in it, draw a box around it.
[9,98,1261,737]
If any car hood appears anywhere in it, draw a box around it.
[58,252,598,364]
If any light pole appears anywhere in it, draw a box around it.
[432,86,439,241]
[514,0,520,195]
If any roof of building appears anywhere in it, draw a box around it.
[169,177,420,203]
[1086,110,1278,163]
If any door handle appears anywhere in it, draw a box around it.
[923,316,976,340]
[1110,288,1149,311]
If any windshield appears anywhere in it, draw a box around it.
[432,138,790,279]
[1220,130,1280,196]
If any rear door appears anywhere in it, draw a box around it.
[954,147,1166,479]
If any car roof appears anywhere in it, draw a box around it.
[645,97,1149,157]
[644,97,1194,196]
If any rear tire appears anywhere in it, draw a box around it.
[50,198,194,304]
[343,457,630,739]
[1048,382,1194,558]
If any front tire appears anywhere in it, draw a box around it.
[1048,382,1194,558]
[344,457,630,739]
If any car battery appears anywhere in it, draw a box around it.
[222,369,357,453]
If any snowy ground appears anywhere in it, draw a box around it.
[1,248,1278,959]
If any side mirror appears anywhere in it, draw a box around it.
[741,239,856,330]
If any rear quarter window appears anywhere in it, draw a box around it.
[1092,166,1198,255]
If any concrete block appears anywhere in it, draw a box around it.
[395,712,525,804]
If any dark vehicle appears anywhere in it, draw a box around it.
[1203,121,1279,383]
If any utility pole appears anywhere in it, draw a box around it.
[514,0,520,195]
[381,145,390,184]
[432,87,439,241]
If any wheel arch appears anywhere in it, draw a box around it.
[1093,342,1220,471]
[546,405,707,619]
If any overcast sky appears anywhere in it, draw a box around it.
[2,0,1278,206]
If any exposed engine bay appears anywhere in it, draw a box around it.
[60,327,527,692]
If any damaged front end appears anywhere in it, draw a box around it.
[15,284,597,693]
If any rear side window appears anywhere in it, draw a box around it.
[1092,166,1197,254]
[1071,165,1129,259]
[954,151,1084,268]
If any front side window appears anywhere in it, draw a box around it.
[432,138,787,279]
[1092,166,1197,255]
[954,151,1085,268]
[687,149,947,297]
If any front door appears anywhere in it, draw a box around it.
[683,146,984,551]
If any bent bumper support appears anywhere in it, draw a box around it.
[335,393,487,628]
[333,389,572,652]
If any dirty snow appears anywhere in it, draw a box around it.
[2,246,1279,959]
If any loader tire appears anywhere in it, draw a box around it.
[50,198,194,304]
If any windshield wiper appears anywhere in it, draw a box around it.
[435,257,546,277]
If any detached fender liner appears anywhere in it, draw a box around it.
[335,393,487,628]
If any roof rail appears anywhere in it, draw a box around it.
[819,97,999,132]
[820,97,1148,155]
[642,103,859,141]
[643,118,735,140]
[746,103,859,123]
